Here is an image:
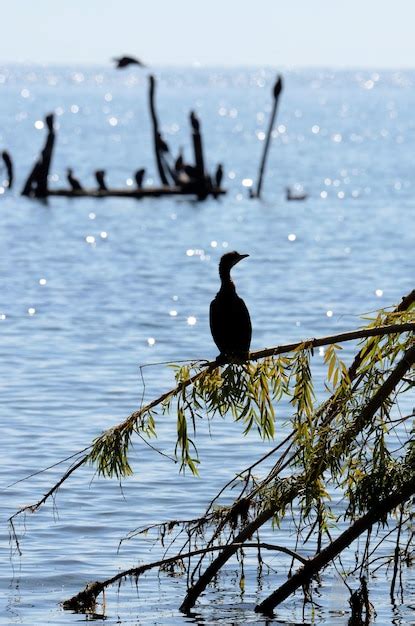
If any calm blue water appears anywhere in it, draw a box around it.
[0,65,414,625]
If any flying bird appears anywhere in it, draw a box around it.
[210,251,251,362]
[113,55,146,69]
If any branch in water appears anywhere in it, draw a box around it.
[62,541,307,613]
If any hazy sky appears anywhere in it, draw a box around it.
[2,0,415,68]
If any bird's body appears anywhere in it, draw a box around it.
[95,170,107,191]
[215,163,223,188]
[67,168,83,191]
[210,251,251,361]
[156,133,170,154]
[135,168,145,188]
[286,186,307,201]
[113,55,146,69]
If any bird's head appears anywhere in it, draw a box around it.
[219,251,249,277]
[67,168,73,175]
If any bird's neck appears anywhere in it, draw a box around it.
[219,268,235,291]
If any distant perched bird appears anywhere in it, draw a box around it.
[190,111,200,132]
[174,150,184,172]
[135,168,145,188]
[67,168,83,191]
[286,186,308,201]
[113,55,146,69]
[95,170,108,191]
[156,132,170,154]
[210,251,252,361]
[183,164,197,179]
[214,164,223,188]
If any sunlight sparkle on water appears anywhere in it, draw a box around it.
[375,289,384,297]
[187,316,197,326]
[169,310,178,317]
[34,120,44,130]
[39,278,47,286]
[28,308,36,316]
[100,232,108,239]
[89,212,96,220]
[210,241,218,248]
[0,314,6,321]
[85,235,95,244]
[70,105,79,113]
[288,234,296,242]
[326,310,333,318]
[109,117,118,127]
[242,178,253,188]
[147,337,156,346]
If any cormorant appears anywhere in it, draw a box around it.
[215,163,223,188]
[95,170,108,191]
[190,111,200,132]
[156,132,169,153]
[210,251,251,362]
[67,168,83,191]
[113,55,146,69]
[286,186,308,201]
[135,168,145,188]
[174,150,184,172]
[184,164,197,179]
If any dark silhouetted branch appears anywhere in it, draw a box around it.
[179,342,415,612]
[255,477,415,615]
[62,541,307,612]
[148,75,170,186]
[253,75,283,199]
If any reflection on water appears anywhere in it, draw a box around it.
[0,65,414,625]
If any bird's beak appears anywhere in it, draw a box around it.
[238,254,249,260]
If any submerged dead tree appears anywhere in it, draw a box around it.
[9,291,415,618]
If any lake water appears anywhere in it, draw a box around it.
[0,65,414,625]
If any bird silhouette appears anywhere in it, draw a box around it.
[190,111,200,132]
[215,164,223,188]
[174,150,184,172]
[286,186,308,201]
[113,55,146,69]
[67,168,83,191]
[156,132,170,154]
[210,251,251,362]
[135,168,145,188]
[95,170,108,191]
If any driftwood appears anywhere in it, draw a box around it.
[20,76,225,201]
[148,75,170,186]
[46,186,225,199]
[253,75,283,199]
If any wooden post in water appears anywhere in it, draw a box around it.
[253,75,283,199]
[21,113,55,198]
[189,111,205,181]
[148,75,169,186]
